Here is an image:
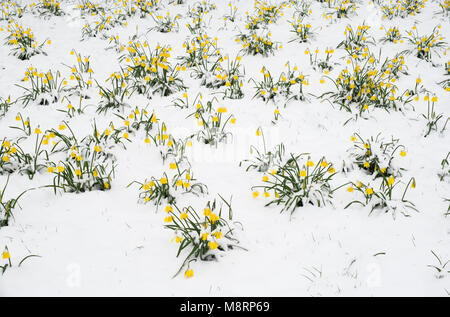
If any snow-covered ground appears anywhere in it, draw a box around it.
[0,0,449,296]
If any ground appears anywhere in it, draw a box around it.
[0,0,449,296]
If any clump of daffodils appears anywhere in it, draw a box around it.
[4,21,49,60]
[131,173,176,206]
[148,121,193,165]
[406,25,447,63]
[252,0,285,25]
[29,0,64,17]
[18,67,66,107]
[131,169,208,206]
[180,34,245,99]
[119,41,186,97]
[344,133,407,178]
[289,15,314,43]
[252,154,337,214]
[421,94,447,137]
[236,30,280,57]
[240,129,285,173]
[77,0,106,16]
[307,48,335,72]
[129,0,163,18]
[437,0,449,16]
[380,26,402,43]
[345,177,417,218]
[1,117,60,179]
[185,0,215,34]
[223,2,238,23]
[63,50,94,99]
[215,55,245,99]
[97,70,131,114]
[115,106,158,138]
[251,64,308,104]
[179,33,222,85]
[164,196,239,278]
[321,51,411,114]
[1,138,23,175]
[292,0,312,18]
[47,124,117,193]
[242,0,286,31]
[337,23,375,58]
[0,1,24,21]
[194,106,235,146]
[326,0,357,19]
[379,0,426,19]
[81,14,126,39]
[149,12,180,33]
[189,0,216,16]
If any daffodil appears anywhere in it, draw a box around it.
[208,241,218,250]
[184,269,194,278]
[387,176,395,186]
[209,214,219,223]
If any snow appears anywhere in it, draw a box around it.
[0,0,449,296]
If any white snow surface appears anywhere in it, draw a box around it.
[0,0,449,296]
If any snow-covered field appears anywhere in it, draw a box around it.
[0,0,449,296]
